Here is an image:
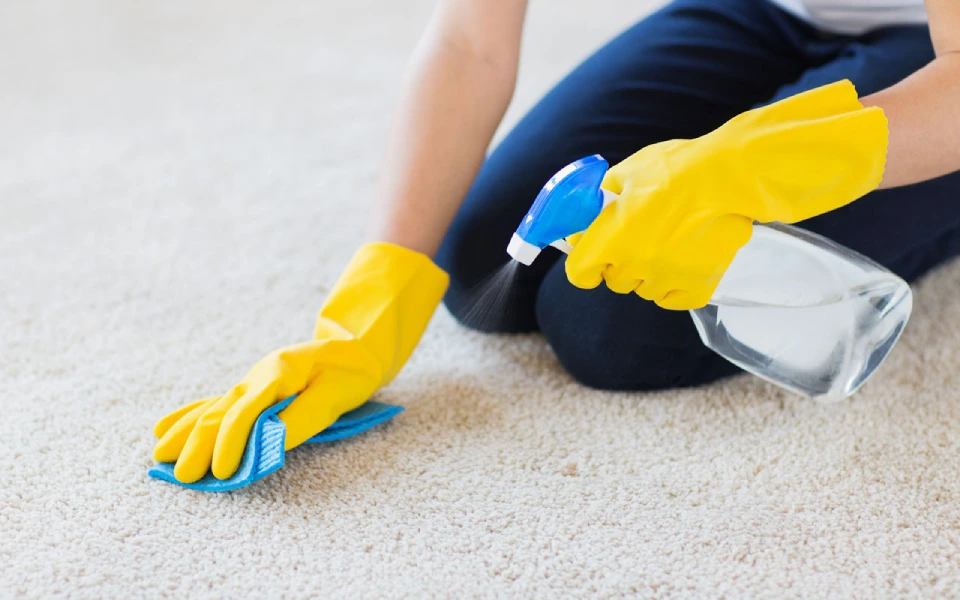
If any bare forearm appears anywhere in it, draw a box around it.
[862,52,960,188]
[862,0,960,189]
[366,0,527,257]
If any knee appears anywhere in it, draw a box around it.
[535,272,739,391]
[544,325,731,391]
[570,349,740,392]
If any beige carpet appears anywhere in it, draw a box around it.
[4,1,960,597]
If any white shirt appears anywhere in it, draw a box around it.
[768,0,928,35]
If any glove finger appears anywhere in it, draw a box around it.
[211,381,281,480]
[634,278,673,304]
[657,288,713,311]
[600,172,625,196]
[602,264,643,295]
[564,232,584,248]
[172,384,247,483]
[153,397,215,439]
[565,253,605,290]
[152,396,219,463]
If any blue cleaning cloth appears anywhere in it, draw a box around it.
[148,396,403,492]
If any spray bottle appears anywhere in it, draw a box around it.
[506,155,913,402]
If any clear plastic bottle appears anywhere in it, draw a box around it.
[692,222,912,402]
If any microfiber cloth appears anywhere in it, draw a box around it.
[148,396,403,492]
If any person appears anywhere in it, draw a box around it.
[153,0,960,483]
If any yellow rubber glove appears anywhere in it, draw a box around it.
[152,242,449,483]
[565,80,888,310]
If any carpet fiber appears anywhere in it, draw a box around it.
[3,1,960,597]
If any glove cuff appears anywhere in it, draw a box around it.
[315,242,449,385]
[707,80,888,222]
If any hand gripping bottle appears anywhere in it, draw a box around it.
[506,155,913,402]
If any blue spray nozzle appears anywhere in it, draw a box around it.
[507,155,610,265]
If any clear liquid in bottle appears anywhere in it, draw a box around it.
[692,222,913,402]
